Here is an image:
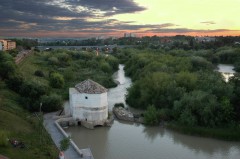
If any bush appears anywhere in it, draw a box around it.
[20,81,48,99]
[41,94,63,112]
[34,70,45,77]
[6,73,24,92]
[0,131,9,147]
[60,137,70,151]
[48,57,59,65]
[49,73,65,88]
[114,103,125,108]
[100,62,111,73]
[144,105,159,125]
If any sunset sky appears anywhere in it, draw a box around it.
[0,0,240,38]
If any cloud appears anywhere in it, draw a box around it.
[0,0,238,37]
[200,21,216,25]
[144,28,232,34]
[0,0,147,36]
[64,0,146,16]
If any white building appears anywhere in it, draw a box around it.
[0,42,3,51]
[69,79,108,126]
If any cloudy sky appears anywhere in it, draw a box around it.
[0,0,240,38]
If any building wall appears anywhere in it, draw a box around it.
[7,41,16,50]
[69,88,108,122]
[0,40,16,51]
[0,42,3,51]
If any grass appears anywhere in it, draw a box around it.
[0,83,58,158]
[167,123,240,141]
[0,50,119,158]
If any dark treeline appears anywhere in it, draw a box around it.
[40,36,240,50]
[116,47,240,129]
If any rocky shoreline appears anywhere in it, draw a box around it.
[113,107,144,123]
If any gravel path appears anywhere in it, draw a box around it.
[44,112,93,159]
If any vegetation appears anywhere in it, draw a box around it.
[0,48,119,157]
[117,47,240,139]
[114,103,125,108]
[59,137,70,152]
[0,51,58,158]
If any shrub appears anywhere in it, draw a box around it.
[41,94,63,112]
[20,81,48,99]
[34,70,45,77]
[0,131,9,147]
[100,62,111,73]
[114,103,125,108]
[144,105,159,125]
[48,57,59,65]
[60,137,70,151]
[49,73,65,88]
[6,73,24,92]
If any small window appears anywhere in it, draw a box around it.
[85,96,88,99]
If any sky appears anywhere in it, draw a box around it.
[0,0,240,38]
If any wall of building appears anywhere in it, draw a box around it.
[69,88,108,122]
[0,40,16,51]
[0,42,3,51]
[7,41,16,50]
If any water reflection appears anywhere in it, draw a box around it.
[143,126,165,142]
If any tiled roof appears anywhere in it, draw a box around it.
[75,79,107,94]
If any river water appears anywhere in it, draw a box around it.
[217,64,236,82]
[66,64,240,159]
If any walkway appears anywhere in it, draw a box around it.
[44,112,94,159]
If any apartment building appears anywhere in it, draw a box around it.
[0,39,16,51]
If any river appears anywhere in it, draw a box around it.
[217,64,236,82]
[66,64,240,159]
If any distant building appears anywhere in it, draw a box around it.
[69,79,108,127]
[124,33,136,38]
[195,36,216,43]
[0,41,3,51]
[0,39,16,51]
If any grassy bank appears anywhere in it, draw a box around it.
[167,123,240,141]
[0,82,58,158]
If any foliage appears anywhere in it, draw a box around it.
[0,131,9,147]
[144,105,159,125]
[114,103,125,108]
[60,137,70,151]
[0,52,16,79]
[34,70,45,77]
[49,72,65,88]
[6,73,24,92]
[119,47,240,128]
[40,94,63,112]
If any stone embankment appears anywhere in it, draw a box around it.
[15,50,33,64]
[113,107,144,123]
[44,112,94,159]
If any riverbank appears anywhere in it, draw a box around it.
[113,106,144,123]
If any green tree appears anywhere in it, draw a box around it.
[144,105,159,125]
[49,73,65,88]
[41,94,63,112]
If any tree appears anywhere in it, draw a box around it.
[144,105,159,125]
[6,73,24,92]
[41,94,63,112]
[49,73,65,88]
[34,70,45,77]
